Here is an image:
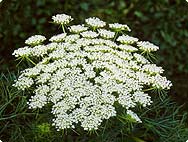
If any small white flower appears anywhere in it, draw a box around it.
[98,29,115,39]
[84,45,112,52]
[109,23,131,32]
[28,94,47,109]
[69,25,88,33]
[52,14,73,25]
[137,41,159,52]
[103,40,117,48]
[13,76,34,90]
[12,46,32,57]
[64,34,80,43]
[36,73,51,83]
[151,74,172,90]
[134,53,149,64]
[142,64,164,75]
[32,45,48,57]
[117,35,138,44]
[85,17,106,28]
[81,115,102,130]
[133,91,152,107]
[118,44,138,52]
[118,93,136,109]
[49,33,67,42]
[25,35,46,46]
[80,31,98,38]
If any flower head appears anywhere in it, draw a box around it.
[98,29,115,39]
[80,31,99,38]
[13,13,172,131]
[137,41,159,52]
[85,17,106,28]
[118,44,138,52]
[49,33,67,42]
[52,14,73,25]
[12,46,32,57]
[109,23,131,32]
[69,25,88,33]
[25,35,46,46]
[117,35,138,44]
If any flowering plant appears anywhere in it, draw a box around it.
[13,14,172,131]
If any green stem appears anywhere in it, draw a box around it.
[143,87,155,92]
[62,25,66,33]
[16,57,24,67]
[25,56,36,65]
[93,27,96,31]
[0,113,35,121]
[132,136,146,142]
[113,31,119,41]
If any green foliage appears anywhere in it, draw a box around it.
[0,72,34,141]
[140,95,188,142]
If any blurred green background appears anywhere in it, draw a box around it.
[1,0,188,108]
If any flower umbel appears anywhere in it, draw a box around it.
[52,14,73,25]
[25,35,46,46]
[69,25,88,33]
[13,13,172,131]
[137,41,159,52]
[109,23,131,32]
[85,17,106,29]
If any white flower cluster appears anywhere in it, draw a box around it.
[85,17,106,28]
[109,23,131,32]
[119,44,138,52]
[142,64,164,75]
[52,14,73,25]
[12,46,31,57]
[49,33,67,42]
[98,29,115,39]
[13,14,172,131]
[137,41,159,52]
[80,31,98,38]
[25,35,46,46]
[117,35,138,44]
[69,25,88,33]
[12,43,57,58]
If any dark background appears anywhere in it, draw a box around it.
[0,0,188,108]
